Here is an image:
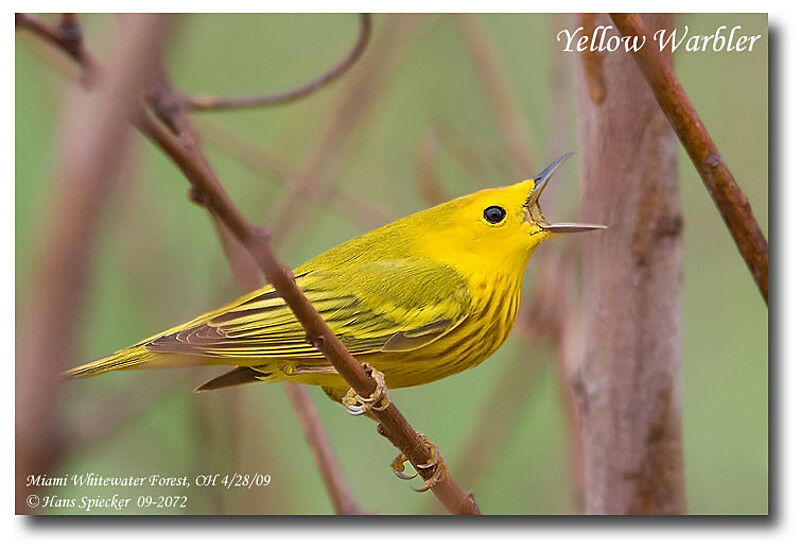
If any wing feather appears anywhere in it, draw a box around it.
[145,259,470,362]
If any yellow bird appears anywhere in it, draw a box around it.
[65,154,604,405]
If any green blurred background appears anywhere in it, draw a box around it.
[15,13,767,514]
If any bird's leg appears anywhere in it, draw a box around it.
[340,367,391,417]
[389,432,448,493]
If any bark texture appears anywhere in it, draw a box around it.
[573,13,686,515]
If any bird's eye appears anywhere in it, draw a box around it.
[483,206,506,224]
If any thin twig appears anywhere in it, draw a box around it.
[184,14,371,111]
[610,13,768,303]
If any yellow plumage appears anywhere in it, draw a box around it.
[66,156,603,399]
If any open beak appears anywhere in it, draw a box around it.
[524,153,607,234]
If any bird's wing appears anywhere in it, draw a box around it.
[144,259,471,361]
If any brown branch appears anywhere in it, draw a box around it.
[137,108,480,514]
[21,12,479,515]
[16,13,97,84]
[184,14,371,111]
[15,14,170,514]
[19,13,363,516]
[447,14,587,510]
[149,61,366,516]
[610,13,768,303]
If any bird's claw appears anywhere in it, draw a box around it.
[341,367,391,416]
[391,453,418,480]
[390,433,448,493]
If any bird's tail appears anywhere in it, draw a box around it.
[63,346,161,379]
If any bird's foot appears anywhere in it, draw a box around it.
[341,366,392,416]
[390,433,448,493]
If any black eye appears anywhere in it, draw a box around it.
[483,206,506,224]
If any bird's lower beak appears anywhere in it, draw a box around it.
[525,153,607,234]
[540,222,607,234]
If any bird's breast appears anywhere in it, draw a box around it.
[380,271,524,388]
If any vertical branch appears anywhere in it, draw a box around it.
[573,13,686,514]
[15,14,170,514]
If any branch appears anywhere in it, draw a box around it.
[610,13,768,303]
[15,14,170,514]
[18,13,363,516]
[21,12,480,515]
[16,13,97,84]
[137,109,480,514]
[575,13,686,514]
[184,14,371,111]
[149,63,367,517]
[450,13,586,509]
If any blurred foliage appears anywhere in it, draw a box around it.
[15,13,767,514]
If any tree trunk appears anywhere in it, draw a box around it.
[573,13,687,514]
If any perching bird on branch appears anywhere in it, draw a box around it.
[65,154,604,409]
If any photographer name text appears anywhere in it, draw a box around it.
[557,25,762,53]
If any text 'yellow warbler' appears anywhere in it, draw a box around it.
[66,154,604,400]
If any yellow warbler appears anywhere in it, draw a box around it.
[65,154,603,402]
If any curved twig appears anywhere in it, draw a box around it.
[184,14,372,111]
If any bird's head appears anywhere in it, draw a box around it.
[417,153,605,270]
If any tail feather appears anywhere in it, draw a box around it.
[194,367,270,392]
[63,347,158,379]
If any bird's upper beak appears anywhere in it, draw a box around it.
[524,153,607,234]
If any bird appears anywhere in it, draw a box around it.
[64,153,604,409]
